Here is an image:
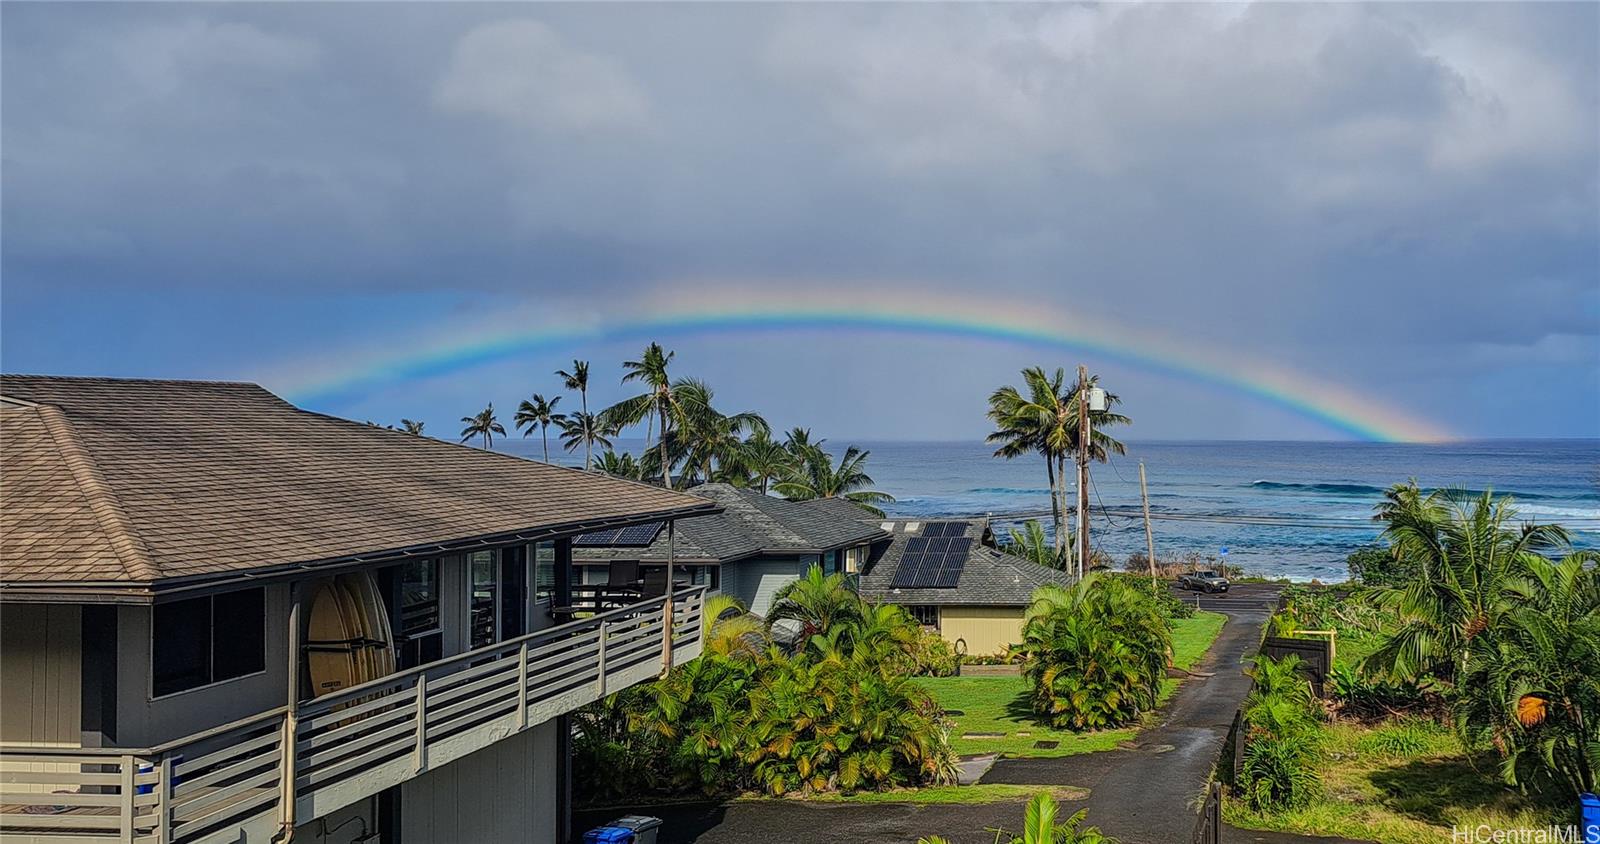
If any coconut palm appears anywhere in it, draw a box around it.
[1006,519,1062,570]
[988,368,1130,575]
[671,379,769,486]
[783,427,824,461]
[606,343,677,487]
[558,412,613,463]
[739,431,796,495]
[556,360,593,470]
[773,445,895,517]
[594,450,643,481]
[400,419,425,436]
[514,393,565,462]
[1362,483,1570,682]
[458,404,505,449]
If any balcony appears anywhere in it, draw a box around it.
[0,586,707,844]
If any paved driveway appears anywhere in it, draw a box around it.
[576,585,1327,844]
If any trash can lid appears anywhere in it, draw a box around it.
[612,815,664,831]
[582,826,634,844]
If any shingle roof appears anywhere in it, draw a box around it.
[572,483,888,564]
[0,375,718,591]
[856,519,1072,607]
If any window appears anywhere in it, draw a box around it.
[500,546,526,639]
[381,560,443,669]
[844,546,866,574]
[823,550,840,576]
[469,551,498,649]
[532,541,556,604]
[152,588,265,697]
[906,605,939,627]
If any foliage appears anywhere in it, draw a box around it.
[558,412,613,460]
[572,579,956,801]
[1236,655,1323,812]
[593,450,644,481]
[1109,572,1194,619]
[399,418,425,436]
[1345,544,1417,588]
[513,392,565,462]
[903,627,959,677]
[986,367,1130,574]
[1016,574,1172,731]
[919,792,1118,844]
[457,403,505,448]
[773,444,895,517]
[1328,664,1428,719]
[556,360,594,470]
[1005,519,1058,568]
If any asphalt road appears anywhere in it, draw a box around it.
[575,584,1318,844]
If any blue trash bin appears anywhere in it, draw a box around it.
[582,827,634,844]
[1580,792,1599,844]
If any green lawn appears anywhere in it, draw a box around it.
[916,611,1227,758]
[1224,720,1567,844]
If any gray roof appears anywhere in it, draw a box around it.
[856,519,1072,607]
[0,375,718,596]
[572,484,889,565]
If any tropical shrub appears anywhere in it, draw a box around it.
[1112,572,1195,619]
[1328,663,1428,720]
[919,792,1118,844]
[1345,544,1416,588]
[903,627,959,677]
[1017,574,1173,731]
[573,571,956,800]
[1236,655,1323,812]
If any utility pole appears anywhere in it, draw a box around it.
[1140,461,1156,587]
[1077,365,1091,579]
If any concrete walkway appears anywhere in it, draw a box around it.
[576,585,1363,844]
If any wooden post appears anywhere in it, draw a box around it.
[119,754,135,844]
[1077,365,1091,578]
[1140,462,1156,587]
[278,582,303,842]
[413,673,428,773]
[661,520,675,675]
[517,641,530,729]
[156,755,173,844]
[596,621,609,696]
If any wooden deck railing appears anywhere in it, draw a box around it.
[0,587,705,844]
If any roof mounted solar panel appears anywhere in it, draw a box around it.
[573,528,624,546]
[614,522,663,546]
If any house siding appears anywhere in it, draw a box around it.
[400,719,558,844]
[937,606,1026,657]
[728,557,807,617]
[0,603,81,746]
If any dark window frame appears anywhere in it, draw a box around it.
[149,587,267,700]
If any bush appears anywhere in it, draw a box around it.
[920,792,1118,844]
[1355,719,1446,758]
[1017,574,1173,731]
[1345,544,1417,588]
[573,568,957,800]
[903,627,959,677]
[1328,664,1429,719]
[1236,655,1323,812]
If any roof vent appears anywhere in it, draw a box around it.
[905,521,920,532]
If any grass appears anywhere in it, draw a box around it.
[1224,719,1569,844]
[755,783,1089,806]
[916,611,1227,758]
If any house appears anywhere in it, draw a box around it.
[0,375,721,844]
[571,483,887,617]
[852,517,1073,656]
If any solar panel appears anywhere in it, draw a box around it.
[890,552,930,588]
[924,522,966,538]
[573,528,623,546]
[904,536,934,554]
[614,523,663,546]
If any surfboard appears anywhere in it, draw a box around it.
[306,578,359,699]
[339,571,396,680]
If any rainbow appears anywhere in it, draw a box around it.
[276,286,1454,442]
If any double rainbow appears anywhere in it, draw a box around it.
[278,287,1453,442]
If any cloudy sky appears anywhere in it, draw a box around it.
[3,2,1596,441]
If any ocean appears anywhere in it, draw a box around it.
[500,438,1600,582]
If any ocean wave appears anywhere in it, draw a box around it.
[1248,480,1599,502]
[965,487,1052,496]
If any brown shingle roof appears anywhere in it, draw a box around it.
[0,375,718,592]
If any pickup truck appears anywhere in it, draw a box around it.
[1178,570,1230,593]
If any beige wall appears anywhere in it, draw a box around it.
[937,606,1026,657]
[400,719,558,844]
[0,603,82,746]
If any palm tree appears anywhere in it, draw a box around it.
[671,379,769,486]
[594,450,643,481]
[1006,519,1064,570]
[767,564,864,639]
[783,427,825,461]
[606,343,677,487]
[514,393,565,462]
[773,444,895,517]
[458,404,505,449]
[400,419,426,436]
[558,412,613,463]
[739,431,795,495]
[556,360,593,470]
[987,368,1130,575]
[1362,483,1570,682]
